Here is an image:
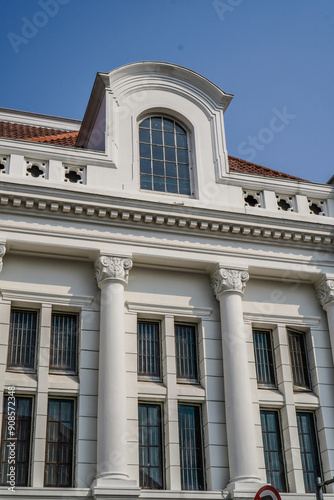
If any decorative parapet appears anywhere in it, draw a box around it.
[0,245,6,272]
[315,279,334,308]
[94,255,132,287]
[211,267,249,297]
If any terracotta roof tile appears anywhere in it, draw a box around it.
[228,155,305,181]
[0,120,306,181]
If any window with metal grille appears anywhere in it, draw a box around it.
[178,404,205,490]
[139,116,191,195]
[175,323,198,382]
[45,399,74,487]
[50,313,78,372]
[260,409,287,492]
[7,309,38,370]
[287,329,311,390]
[138,403,163,489]
[253,329,276,387]
[297,412,322,493]
[137,321,161,379]
[0,396,33,486]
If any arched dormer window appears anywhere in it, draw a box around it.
[139,116,191,195]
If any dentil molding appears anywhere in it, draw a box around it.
[211,267,249,297]
[94,255,133,287]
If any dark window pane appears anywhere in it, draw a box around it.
[297,412,322,493]
[153,161,164,176]
[152,145,163,160]
[175,123,186,134]
[164,131,175,147]
[153,176,165,192]
[177,149,188,163]
[140,118,150,128]
[7,310,37,370]
[177,133,188,148]
[178,180,191,195]
[253,330,276,387]
[165,147,176,162]
[138,404,163,489]
[166,163,177,178]
[138,322,160,378]
[163,118,174,132]
[140,143,151,159]
[175,324,198,381]
[178,405,204,490]
[288,330,311,389]
[151,117,162,130]
[0,397,33,486]
[45,399,74,487]
[260,410,286,492]
[50,313,78,372]
[139,116,191,195]
[178,164,190,180]
[166,177,178,193]
[140,159,152,174]
[152,130,163,145]
[140,175,152,190]
[139,128,150,143]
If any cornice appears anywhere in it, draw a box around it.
[126,301,212,318]
[224,171,333,196]
[0,288,94,307]
[0,186,333,249]
[0,137,115,168]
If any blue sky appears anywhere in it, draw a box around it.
[1,0,333,184]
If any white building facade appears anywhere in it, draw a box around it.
[0,62,333,500]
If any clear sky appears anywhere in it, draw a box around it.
[1,0,333,184]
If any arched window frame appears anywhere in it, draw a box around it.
[138,113,194,197]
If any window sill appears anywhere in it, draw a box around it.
[138,380,167,398]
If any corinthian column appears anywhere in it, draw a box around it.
[211,266,261,487]
[94,255,132,485]
[315,278,334,363]
[0,245,6,272]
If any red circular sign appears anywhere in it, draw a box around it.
[254,485,282,500]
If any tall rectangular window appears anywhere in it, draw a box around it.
[138,403,163,489]
[175,323,198,382]
[178,404,205,490]
[50,313,78,372]
[297,412,322,493]
[7,309,38,370]
[138,321,160,379]
[0,396,33,486]
[45,399,74,487]
[288,329,311,390]
[260,409,287,492]
[253,329,276,387]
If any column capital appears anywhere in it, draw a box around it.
[94,255,132,287]
[315,278,334,308]
[211,266,249,298]
[0,245,6,272]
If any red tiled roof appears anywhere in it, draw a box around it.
[0,120,305,181]
[228,155,305,181]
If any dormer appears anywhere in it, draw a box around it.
[76,62,233,198]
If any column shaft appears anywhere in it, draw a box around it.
[211,267,260,485]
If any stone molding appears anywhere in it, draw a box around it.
[0,192,333,247]
[211,267,249,297]
[94,255,132,287]
[315,279,334,308]
[0,244,6,272]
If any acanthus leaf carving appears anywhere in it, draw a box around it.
[94,256,132,287]
[315,279,334,308]
[211,267,249,297]
[0,245,6,272]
